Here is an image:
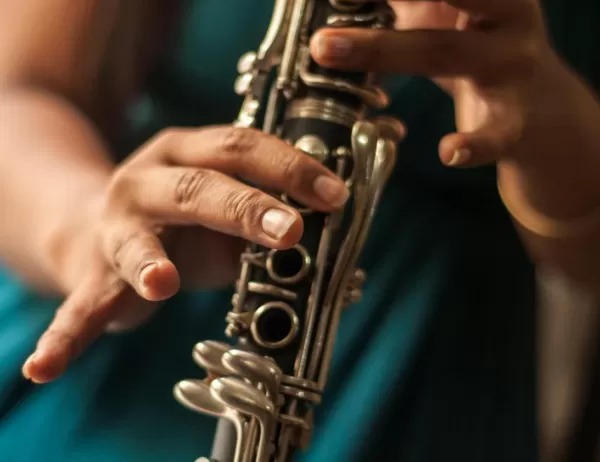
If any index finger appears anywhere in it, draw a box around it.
[148,126,350,213]
[22,271,141,383]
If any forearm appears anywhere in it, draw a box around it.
[0,86,114,294]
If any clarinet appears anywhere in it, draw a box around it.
[174,1,400,461]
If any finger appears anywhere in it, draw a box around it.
[102,221,180,302]
[22,271,145,383]
[121,166,304,250]
[310,27,510,79]
[432,0,524,21]
[147,126,349,212]
[391,1,460,31]
[338,0,532,23]
[389,0,529,23]
[438,121,522,168]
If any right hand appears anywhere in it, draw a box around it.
[24,125,349,384]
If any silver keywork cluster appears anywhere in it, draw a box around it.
[173,2,401,461]
[175,342,283,462]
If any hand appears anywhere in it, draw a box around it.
[312,0,555,167]
[311,0,600,291]
[25,126,349,383]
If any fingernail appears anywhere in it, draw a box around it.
[313,175,349,207]
[139,263,157,287]
[448,148,471,167]
[313,35,352,60]
[22,352,38,379]
[261,209,297,240]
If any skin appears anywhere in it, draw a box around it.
[0,0,597,385]
[0,0,348,383]
[311,0,600,287]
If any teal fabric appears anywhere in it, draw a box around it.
[2,1,595,461]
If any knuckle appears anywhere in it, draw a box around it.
[154,127,187,149]
[510,38,543,79]
[279,152,306,190]
[518,1,542,29]
[220,126,261,156]
[104,168,140,218]
[358,30,384,67]
[42,322,83,358]
[373,33,388,63]
[75,303,105,331]
[105,168,132,204]
[223,189,265,234]
[49,329,79,355]
[142,127,191,161]
[111,230,142,271]
[131,253,158,282]
[173,168,214,212]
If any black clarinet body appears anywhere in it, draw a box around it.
[174,2,401,461]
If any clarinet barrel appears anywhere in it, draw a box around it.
[174,1,401,461]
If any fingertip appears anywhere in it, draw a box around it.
[446,149,473,168]
[309,29,354,67]
[309,30,327,64]
[21,354,35,381]
[439,134,471,168]
[22,350,66,384]
[440,128,508,168]
[260,208,304,250]
[139,259,180,302]
[312,175,350,210]
[277,211,304,249]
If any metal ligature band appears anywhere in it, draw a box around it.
[173,1,401,461]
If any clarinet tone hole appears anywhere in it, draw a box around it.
[267,245,311,285]
[251,302,300,349]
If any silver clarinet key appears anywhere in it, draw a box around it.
[193,341,232,378]
[174,380,249,462]
[222,350,282,401]
[210,378,276,462]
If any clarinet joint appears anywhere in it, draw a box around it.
[174,1,401,461]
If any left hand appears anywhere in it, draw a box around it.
[311,0,554,168]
